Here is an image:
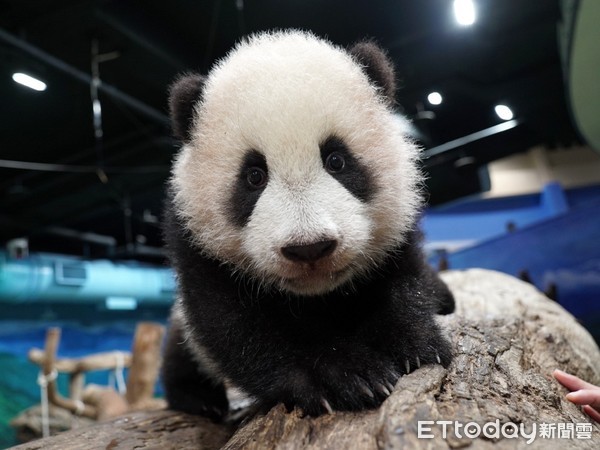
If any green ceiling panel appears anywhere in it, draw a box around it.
[569,0,600,153]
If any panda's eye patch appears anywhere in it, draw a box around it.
[228,150,268,227]
[325,152,345,173]
[246,167,268,188]
[319,135,375,202]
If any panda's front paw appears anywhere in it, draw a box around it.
[402,350,444,374]
[411,332,454,370]
[278,357,401,416]
[295,347,451,415]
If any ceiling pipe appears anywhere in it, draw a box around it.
[96,6,188,71]
[422,119,520,159]
[44,226,117,247]
[0,27,169,126]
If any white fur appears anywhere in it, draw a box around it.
[171,30,421,295]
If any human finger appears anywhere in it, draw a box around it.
[582,405,600,423]
[566,390,600,409]
[553,369,599,392]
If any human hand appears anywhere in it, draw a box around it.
[553,369,600,423]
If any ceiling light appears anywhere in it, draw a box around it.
[453,0,476,26]
[105,296,138,310]
[12,72,47,91]
[427,92,443,105]
[494,104,514,121]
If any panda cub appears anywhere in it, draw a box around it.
[162,30,454,418]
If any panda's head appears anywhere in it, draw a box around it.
[169,31,421,296]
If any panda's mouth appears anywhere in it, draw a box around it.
[279,257,349,277]
[284,267,347,280]
[277,265,352,295]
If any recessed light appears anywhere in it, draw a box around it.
[12,72,47,91]
[427,92,443,105]
[494,104,514,121]
[453,0,476,26]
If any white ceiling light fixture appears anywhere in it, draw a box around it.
[453,0,476,26]
[427,91,443,105]
[495,104,514,121]
[12,72,47,91]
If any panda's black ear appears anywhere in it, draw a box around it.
[349,41,396,104]
[168,73,206,143]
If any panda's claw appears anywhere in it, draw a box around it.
[375,382,391,397]
[385,370,399,389]
[320,397,334,414]
[435,351,441,364]
[384,380,395,393]
[416,356,421,368]
[356,379,375,399]
[405,359,411,374]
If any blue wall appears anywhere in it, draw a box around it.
[422,182,573,247]
[424,183,600,341]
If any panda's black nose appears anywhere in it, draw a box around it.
[281,240,337,263]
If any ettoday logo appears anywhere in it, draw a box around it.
[417,420,594,444]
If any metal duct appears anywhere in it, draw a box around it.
[0,251,175,309]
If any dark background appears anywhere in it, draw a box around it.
[0,0,581,260]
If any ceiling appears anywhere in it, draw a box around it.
[0,0,583,260]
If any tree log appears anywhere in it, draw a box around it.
[126,322,165,409]
[10,269,600,449]
[10,410,233,450]
[28,349,133,374]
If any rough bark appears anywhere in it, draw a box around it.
[10,269,600,449]
[10,409,233,450]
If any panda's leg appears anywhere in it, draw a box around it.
[162,313,229,420]
[431,274,455,315]
[422,263,455,315]
[405,230,455,315]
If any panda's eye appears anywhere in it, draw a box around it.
[246,167,268,188]
[325,152,345,173]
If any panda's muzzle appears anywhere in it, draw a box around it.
[281,239,337,263]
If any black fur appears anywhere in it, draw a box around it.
[168,73,205,143]
[349,41,397,104]
[320,136,375,202]
[162,193,454,416]
[227,150,269,227]
[161,316,229,420]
